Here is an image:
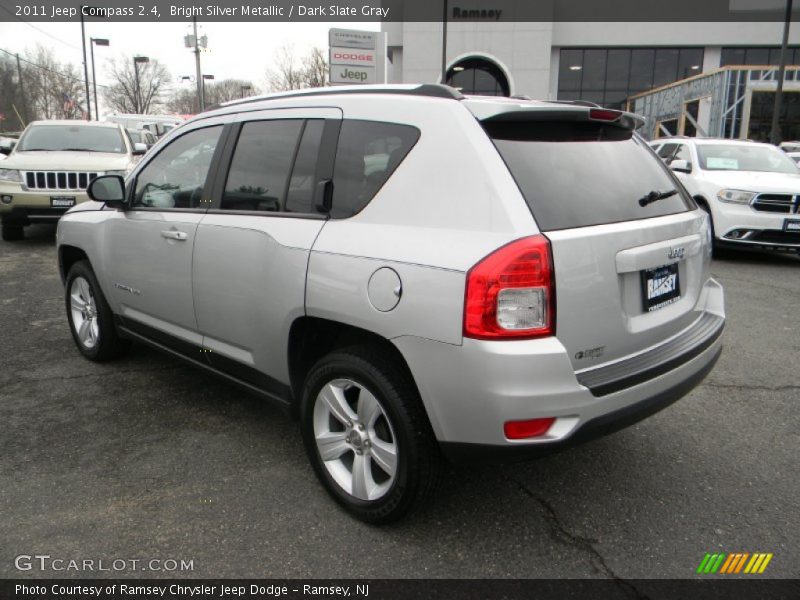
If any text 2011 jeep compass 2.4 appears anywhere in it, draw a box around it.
[56,85,725,523]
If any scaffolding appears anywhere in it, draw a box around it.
[627,65,800,141]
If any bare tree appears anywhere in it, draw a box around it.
[166,87,197,114]
[103,56,171,114]
[18,45,86,121]
[265,45,306,92]
[302,47,328,88]
[204,79,260,107]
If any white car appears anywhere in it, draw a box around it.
[650,137,800,253]
[0,120,146,241]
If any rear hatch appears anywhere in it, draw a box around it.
[471,101,710,370]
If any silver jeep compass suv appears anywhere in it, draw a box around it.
[56,84,725,523]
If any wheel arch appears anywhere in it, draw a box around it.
[287,316,421,419]
[58,245,90,284]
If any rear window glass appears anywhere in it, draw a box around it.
[484,121,693,231]
[331,120,420,219]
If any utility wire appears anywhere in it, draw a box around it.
[0,47,110,89]
[0,4,82,51]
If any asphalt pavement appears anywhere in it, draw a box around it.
[1,224,798,579]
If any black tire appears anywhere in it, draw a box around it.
[65,260,130,361]
[1,223,24,241]
[300,346,442,524]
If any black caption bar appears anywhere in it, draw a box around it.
[2,579,800,600]
[3,0,800,22]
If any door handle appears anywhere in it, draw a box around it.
[161,230,188,241]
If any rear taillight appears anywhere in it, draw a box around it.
[464,235,555,340]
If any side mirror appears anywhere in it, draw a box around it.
[0,140,16,155]
[670,159,692,173]
[132,142,148,155]
[87,175,127,209]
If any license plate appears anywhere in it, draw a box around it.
[641,263,681,312]
[784,219,800,232]
[50,196,76,208]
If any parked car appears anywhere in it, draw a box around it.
[126,128,157,150]
[107,114,183,138]
[0,120,146,241]
[56,85,725,523]
[786,151,800,165]
[650,137,800,253]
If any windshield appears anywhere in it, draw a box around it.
[697,144,798,174]
[19,125,126,153]
[485,121,692,231]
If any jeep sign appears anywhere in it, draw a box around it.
[330,66,376,84]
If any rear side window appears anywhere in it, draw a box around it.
[485,121,693,231]
[285,120,325,213]
[222,120,304,212]
[330,120,420,219]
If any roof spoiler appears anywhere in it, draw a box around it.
[481,107,645,131]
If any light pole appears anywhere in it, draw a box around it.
[79,7,91,120]
[202,74,214,108]
[770,0,794,144]
[133,55,149,114]
[90,38,109,121]
[240,85,252,99]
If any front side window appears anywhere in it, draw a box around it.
[221,120,304,212]
[696,144,798,173]
[330,120,420,219]
[133,125,222,209]
[19,125,126,153]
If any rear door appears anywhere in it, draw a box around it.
[191,108,340,396]
[483,115,708,370]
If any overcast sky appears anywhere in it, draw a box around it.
[0,20,380,114]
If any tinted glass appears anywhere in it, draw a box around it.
[133,126,222,209]
[330,120,420,219]
[721,46,800,66]
[656,143,678,159]
[285,120,324,214]
[696,144,798,173]
[20,125,126,153]
[559,49,583,92]
[222,120,303,212]
[485,121,692,231]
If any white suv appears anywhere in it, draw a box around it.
[0,120,146,241]
[56,85,725,522]
[650,137,800,253]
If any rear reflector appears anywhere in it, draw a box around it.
[504,418,556,440]
[589,108,622,122]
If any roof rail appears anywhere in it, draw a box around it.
[222,83,464,108]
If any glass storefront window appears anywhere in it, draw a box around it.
[557,47,704,110]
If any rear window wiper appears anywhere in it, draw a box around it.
[638,189,678,207]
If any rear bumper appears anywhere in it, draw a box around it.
[394,278,725,461]
[440,344,720,463]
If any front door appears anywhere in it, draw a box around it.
[103,124,224,347]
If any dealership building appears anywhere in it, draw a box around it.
[381,18,800,140]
